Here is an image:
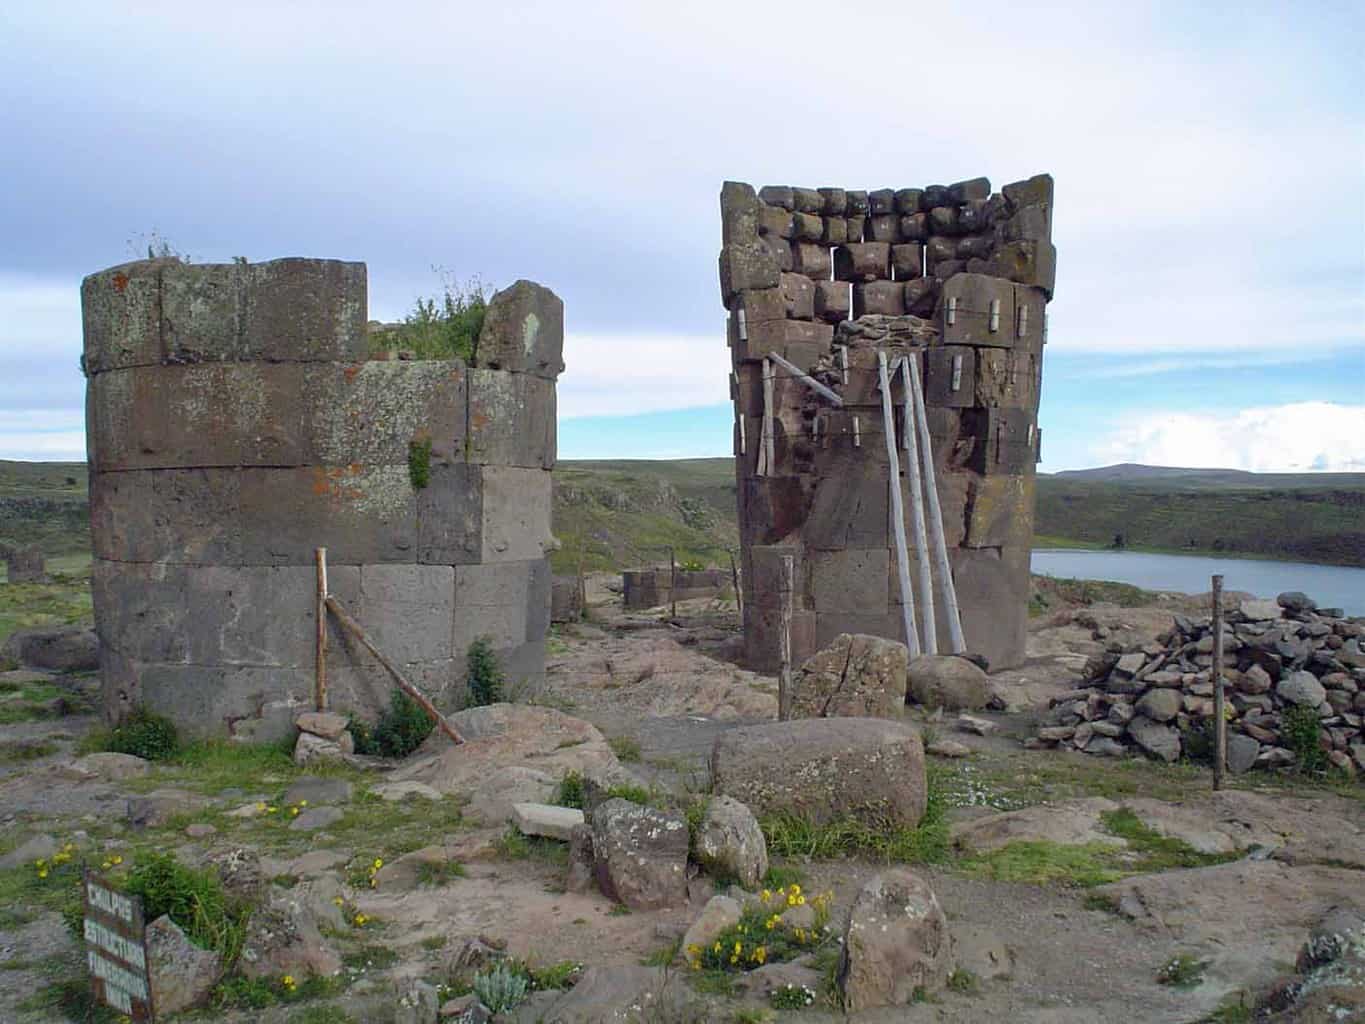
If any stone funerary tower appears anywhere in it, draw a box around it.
[719,176,1055,671]
[83,258,561,737]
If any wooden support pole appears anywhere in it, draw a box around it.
[1212,574,1226,791]
[729,549,743,623]
[765,351,846,407]
[897,359,936,653]
[314,547,328,711]
[778,554,794,721]
[323,596,465,745]
[670,546,678,620]
[760,357,775,476]
[878,350,920,656]
[905,351,966,652]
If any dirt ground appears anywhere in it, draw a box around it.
[0,577,1361,1023]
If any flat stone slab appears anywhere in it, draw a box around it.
[512,802,584,841]
[282,777,354,807]
[289,806,345,831]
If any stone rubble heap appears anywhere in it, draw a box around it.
[1034,591,1365,775]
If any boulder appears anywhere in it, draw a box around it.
[289,806,344,831]
[791,633,907,719]
[1277,671,1326,707]
[2,626,99,672]
[440,993,492,1022]
[127,789,210,829]
[951,798,1123,854]
[590,799,688,910]
[238,891,342,980]
[146,915,224,1015]
[566,823,595,894]
[512,802,584,841]
[0,833,57,871]
[282,776,353,806]
[838,869,950,1011]
[294,730,354,765]
[1240,599,1281,621]
[927,739,971,758]
[66,752,150,781]
[1278,591,1317,614]
[464,766,556,826]
[395,980,441,1024]
[370,781,443,802]
[295,711,349,740]
[906,655,990,711]
[691,795,767,889]
[1128,716,1181,762]
[1135,688,1182,723]
[711,718,927,829]
[680,894,742,956]
[535,965,702,1023]
[1226,733,1260,774]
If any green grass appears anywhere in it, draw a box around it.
[0,572,93,647]
[415,859,466,886]
[1156,953,1208,989]
[608,735,642,763]
[0,677,83,724]
[1098,808,1238,872]
[494,829,570,866]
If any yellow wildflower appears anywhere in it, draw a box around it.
[790,884,801,895]
[755,946,767,963]
[290,807,300,816]
[761,889,771,902]
[101,861,112,870]
[112,855,123,865]
[797,895,806,906]
[299,800,308,807]
[373,858,383,869]
[255,802,267,811]
[729,955,738,964]
[354,914,367,926]
[712,942,721,952]
[37,868,48,879]
[267,805,278,814]
[333,897,344,906]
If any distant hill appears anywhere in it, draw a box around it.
[3,459,1362,570]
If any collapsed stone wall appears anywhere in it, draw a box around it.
[719,177,1055,671]
[622,568,731,611]
[82,258,562,738]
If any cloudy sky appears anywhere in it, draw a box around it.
[2,1,1361,472]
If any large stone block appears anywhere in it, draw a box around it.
[480,466,554,563]
[923,347,975,408]
[938,274,1018,348]
[757,204,794,238]
[819,187,848,215]
[526,557,552,643]
[309,360,466,466]
[759,185,795,210]
[948,177,991,203]
[92,559,191,664]
[989,239,1056,298]
[88,363,312,470]
[866,214,900,244]
[476,280,565,378]
[814,280,851,324]
[963,408,1036,475]
[720,181,760,245]
[949,546,1029,670]
[891,244,924,280]
[237,465,418,565]
[179,565,320,667]
[415,462,484,565]
[159,261,249,363]
[719,244,781,307]
[833,243,891,282]
[973,348,1032,409]
[467,369,556,468]
[1002,174,1053,213]
[821,216,849,245]
[853,281,906,318]
[780,273,815,320]
[82,260,165,373]
[137,662,314,738]
[804,462,889,550]
[791,243,832,280]
[747,545,806,610]
[757,233,792,272]
[791,212,824,242]
[356,563,456,663]
[812,549,890,613]
[1014,285,1048,352]
[90,468,243,564]
[453,561,533,652]
[963,474,1034,549]
[738,475,811,546]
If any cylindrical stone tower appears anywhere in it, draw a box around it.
[82,257,562,739]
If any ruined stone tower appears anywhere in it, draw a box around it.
[83,258,561,737]
[720,177,1055,671]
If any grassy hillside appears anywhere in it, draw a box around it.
[3,458,1362,571]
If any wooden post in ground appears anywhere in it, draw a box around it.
[779,554,794,721]
[314,547,328,711]
[897,357,936,653]
[729,548,743,623]
[669,547,678,620]
[1212,574,1226,791]
[323,596,465,745]
[878,350,920,655]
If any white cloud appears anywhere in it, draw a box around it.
[559,332,726,418]
[1093,402,1365,472]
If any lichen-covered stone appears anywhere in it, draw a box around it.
[838,870,949,1011]
[590,798,688,910]
[792,633,908,720]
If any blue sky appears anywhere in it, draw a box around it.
[1,1,1361,471]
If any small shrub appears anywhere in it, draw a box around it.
[472,962,529,1014]
[604,783,656,807]
[407,437,432,490]
[608,735,642,763]
[351,689,433,758]
[125,852,248,963]
[554,771,585,810]
[684,887,834,975]
[466,637,504,707]
[1157,953,1208,989]
[415,860,466,887]
[947,968,978,993]
[1281,705,1328,774]
[770,983,816,1009]
[105,706,179,761]
[371,274,489,362]
[761,866,805,890]
[1180,720,1215,767]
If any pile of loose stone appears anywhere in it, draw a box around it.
[1034,591,1365,776]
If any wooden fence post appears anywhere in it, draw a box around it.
[779,554,794,721]
[729,549,743,623]
[669,546,678,620]
[1212,574,1226,791]
[314,547,328,711]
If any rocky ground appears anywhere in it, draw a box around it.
[0,577,1360,1023]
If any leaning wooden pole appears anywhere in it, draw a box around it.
[314,547,328,711]
[1212,574,1226,791]
[323,596,465,745]
[897,358,936,653]
[905,350,966,653]
[778,555,794,721]
[878,350,920,656]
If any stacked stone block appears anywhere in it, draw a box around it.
[622,568,731,611]
[720,175,1055,672]
[83,258,562,737]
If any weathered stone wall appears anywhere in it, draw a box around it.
[622,568,731,611]
[83,258,562,737]
[720,177,1055,671]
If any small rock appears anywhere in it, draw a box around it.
[371,781,443,802]
[956,714,996,735]
[147,914,224,1014]
[680,895,741,955]
[282,777,354,807]
[1226,734,1260,774]
[566,824,595,894]
[289,806,345,831]
[907,655,990,711]
[1127,717,1181,762]
[927,739,970,758]
[512,802,584,841]
[439,993,491,1022]
[238,891,342,980]
[2,625,99,672]
[590,799,688,910]
[1239,599,1281,621]
[128,789,209,829]
[692,795,768,889]
[296,711,349,740]
[65,752,151,781]
[185,824,218,838]
[294,731,354,766]
[1277,591,1317,613]
[395,979,440,1024]
[1135,688,1182,723]
[1277,671,1327,707]
[838,869,950,1011]
[1240,664,1274,694]
[1087,737,1128,757]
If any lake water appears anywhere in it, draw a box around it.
[1030,549,1365,616]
